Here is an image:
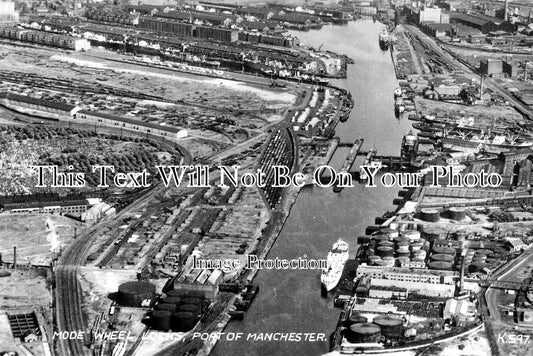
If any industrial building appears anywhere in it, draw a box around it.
[0,26,91,51]
[356,264,457,284]
[443,298,476,321]
[0,92,80,119]
[76,110,188,140]
[1,199,89,215]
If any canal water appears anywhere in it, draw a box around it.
[212,20,413,356]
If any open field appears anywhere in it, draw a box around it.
[0,214,82,264]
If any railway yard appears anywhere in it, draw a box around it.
[3,1,533,356]
[0,3,354,353]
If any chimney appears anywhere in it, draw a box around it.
[13,246,16,269]
[504,0,508,21]
[480,75,484,99]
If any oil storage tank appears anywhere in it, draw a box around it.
[117,281,155,307]
[160,296,182,305]
[342,313,368,327]
[345,323,381,343]
[372,315,403,340]
[448,207,466,220]
[151,310,172,331]
[154,303,177,312]
[172,311,198,332]
[178,303,202,318]
[420,209,440,222]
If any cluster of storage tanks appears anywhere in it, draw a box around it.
[150,289,205,332]
[419,207,467,222]
[342,312,405,344]
[366,222,430,268]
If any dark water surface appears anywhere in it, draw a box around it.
[212,20,412,356]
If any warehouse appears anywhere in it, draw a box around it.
[0,27,91,51]
[2,199,89,214]
[0,92,80,120]
[76,110,188,139]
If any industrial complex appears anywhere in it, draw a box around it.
[1,1,533,356]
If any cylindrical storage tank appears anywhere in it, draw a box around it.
[118,281,156,307]
[469,262,486,273]
[373,234,390,242]
[154,303,177,312]
[160,296,182,305]
[372,315,403,339]
[381,228,399,239]
[432,246,456,256]
[178,303,201,318]
[343,313,369,327]
[476,249,493,255]
[422,226,447,241]
[151,310,172,331]
[493,247,507,254]
[429,261,453,270]
[397,256,410,266]
[377,246,394,258]
[431,254,455,263]
[410,242,423,252]
[448,207,466,220]
[412,250,427,261]
[402,230,421,241]
[378,241,395,248]
[396,250,410,258]
[375,260,386,266]
[172,311,198,332]
[368,255,381,265]
[166,289,184,298]
[420,209,440,222]
[181,297,203,305]
[345,323,381,343]
[383,257,395,267]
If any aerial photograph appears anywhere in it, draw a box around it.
[1,0,533,355]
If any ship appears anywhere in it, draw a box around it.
[321,239,349,292]
[378,29,390,51]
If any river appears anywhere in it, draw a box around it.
[212,20,413,356]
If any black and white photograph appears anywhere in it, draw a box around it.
[0,0,533,355]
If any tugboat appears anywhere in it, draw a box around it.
[321,239,349,292]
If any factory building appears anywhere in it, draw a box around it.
[443,298,476,321]
[370,278,455,298]
[479,58,503,77]
[356,264,457,284]
[451,13,499,34]
[138,17,194,37]
[0,92,80,119]
[2,199,89,215]
[86,8,139,26]
[419,6,448,24]
[76,110,188,140]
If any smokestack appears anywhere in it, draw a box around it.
[480,75,484,99]
[504,0,508,21]
[13,246,16,269]
[459,252,466,294]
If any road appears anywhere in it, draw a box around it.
[404,25,533,120]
